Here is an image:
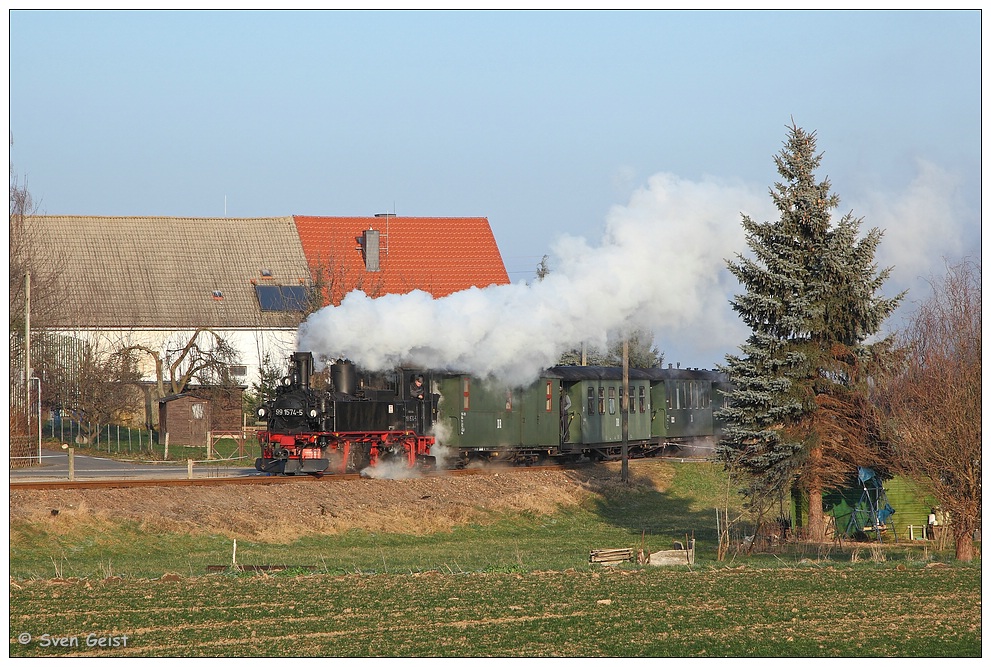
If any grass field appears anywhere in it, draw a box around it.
[8,461,982,657]
[8,565,981,657]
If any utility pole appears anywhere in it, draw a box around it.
[621,337,629,484]
[24,272,31,438]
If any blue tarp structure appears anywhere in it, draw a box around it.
[845,467,897,542]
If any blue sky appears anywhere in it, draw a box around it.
[8,9,982,371]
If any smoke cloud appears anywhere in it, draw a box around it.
[853,158,978,306]
[298,172,761,386]
[298,160,974,384]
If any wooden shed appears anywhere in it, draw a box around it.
[158,387,244,447]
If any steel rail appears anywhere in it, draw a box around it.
[9,464,563,491]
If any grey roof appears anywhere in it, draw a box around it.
[25,216,313,329]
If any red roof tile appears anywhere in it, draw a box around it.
[293,216,510,306]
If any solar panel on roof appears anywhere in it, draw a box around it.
[255,285,309,311]
[280,285,309,310]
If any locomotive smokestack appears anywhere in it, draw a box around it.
[293,351,314,388]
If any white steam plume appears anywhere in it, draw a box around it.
[298,173,765,386]
[854,158,977,301]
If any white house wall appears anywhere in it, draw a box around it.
[46,327,300,390]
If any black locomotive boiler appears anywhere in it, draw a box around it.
[255,352,439,475]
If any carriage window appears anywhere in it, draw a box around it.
[629,387,636,414]
[639,386,646,413]
[545,381,553,412]
[598,387,605,415]
[608,386,616,415]
[462,377,470,411]
[587,387,595,414]
[505,390,513,412]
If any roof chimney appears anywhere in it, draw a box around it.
[362,228,380,272]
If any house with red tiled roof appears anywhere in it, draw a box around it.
[15,213,511,434]
[293,215,510,307]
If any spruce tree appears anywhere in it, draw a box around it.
[720,123,902,540]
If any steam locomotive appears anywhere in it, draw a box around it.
[255,351,731,475]
[254,351,438,475]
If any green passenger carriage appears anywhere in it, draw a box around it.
[435,365,728,466]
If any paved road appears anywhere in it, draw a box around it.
[9,448,264,482]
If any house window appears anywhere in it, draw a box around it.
[230,365,247,377]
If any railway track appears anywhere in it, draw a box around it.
[9,464,565,491]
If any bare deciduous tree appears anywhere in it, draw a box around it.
[10,140,71,433]
[71,344,143,442]
[308,252,385,310]
[121,328,240,400]
[872,259,981,561]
